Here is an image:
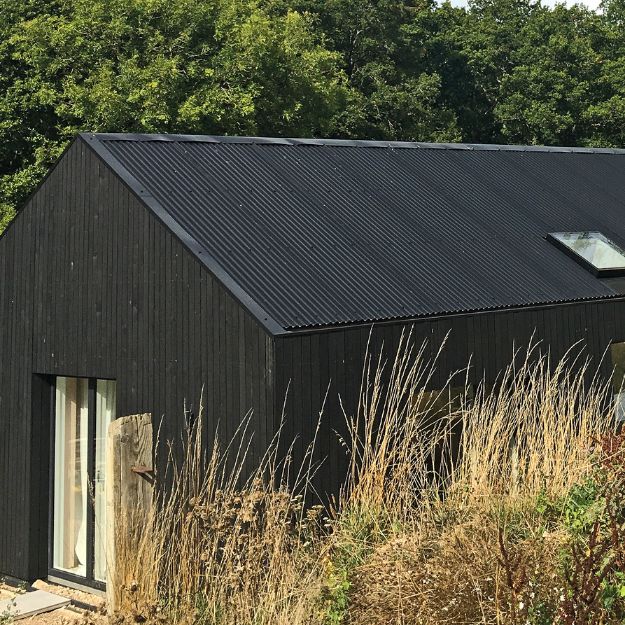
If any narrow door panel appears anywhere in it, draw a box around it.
[51,376,116,586]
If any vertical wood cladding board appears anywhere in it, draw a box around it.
[0,138,274,581]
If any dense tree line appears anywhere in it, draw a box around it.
[2,0,625,229]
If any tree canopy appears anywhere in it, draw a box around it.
[1,0,624,230]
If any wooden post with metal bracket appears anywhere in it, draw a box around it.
[105,413,154,613]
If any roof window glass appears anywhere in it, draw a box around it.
[548,231,625,276]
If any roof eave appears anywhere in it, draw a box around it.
[278,293,625,336]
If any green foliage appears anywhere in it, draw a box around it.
[562,477,603,535]
[0,596,16,624]
[3,0,625,232]
[318,506,393,624]
[551,433,625,623]
[525,601,556,625]
[601,570,625,612]
[319,563,350,625]
[0,0,350,227]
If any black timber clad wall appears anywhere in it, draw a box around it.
[0,138,274,581]
[274,299,625,498]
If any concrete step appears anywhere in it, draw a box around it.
[0,589,70,620]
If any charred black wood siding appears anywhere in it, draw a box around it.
[0,138,274,581]
[5,132,625,583]
[274,300,625,498]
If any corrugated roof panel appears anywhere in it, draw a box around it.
[92,134,625,330]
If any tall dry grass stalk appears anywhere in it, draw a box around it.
[110,504,161,612]
[112,411,327,625]
[342,334,615,523]
[454,344,613,505]
[339,332,454,522]
[341,335,618,625]
[110,334,618,625]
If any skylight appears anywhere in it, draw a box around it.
[548,231,625,277]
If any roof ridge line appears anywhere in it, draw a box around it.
[82,132,625,155]
[81,134,289,336]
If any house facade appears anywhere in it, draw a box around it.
[2,134,625,586]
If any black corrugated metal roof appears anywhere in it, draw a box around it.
[84,133,625,332]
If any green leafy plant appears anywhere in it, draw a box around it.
[555,432,625,624]
[0,597,16,625]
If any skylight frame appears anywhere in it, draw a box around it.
[547,231,625,278]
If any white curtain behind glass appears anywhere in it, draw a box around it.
[94,379,116,582]
[53,377,89,576]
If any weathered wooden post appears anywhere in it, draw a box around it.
[106,413,154,612]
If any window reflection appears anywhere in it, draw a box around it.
[551,232,625,271]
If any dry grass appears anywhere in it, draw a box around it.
[348,516,569,625]
[338,336,617,625]
[110,414,328,625]
[342,335,611,516]
[454,345,609,504]
[110,334,619,625]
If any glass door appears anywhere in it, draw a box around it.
[53,377,89,577]
[51,376,116,587]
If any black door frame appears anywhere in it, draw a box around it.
[48,375,112,592]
